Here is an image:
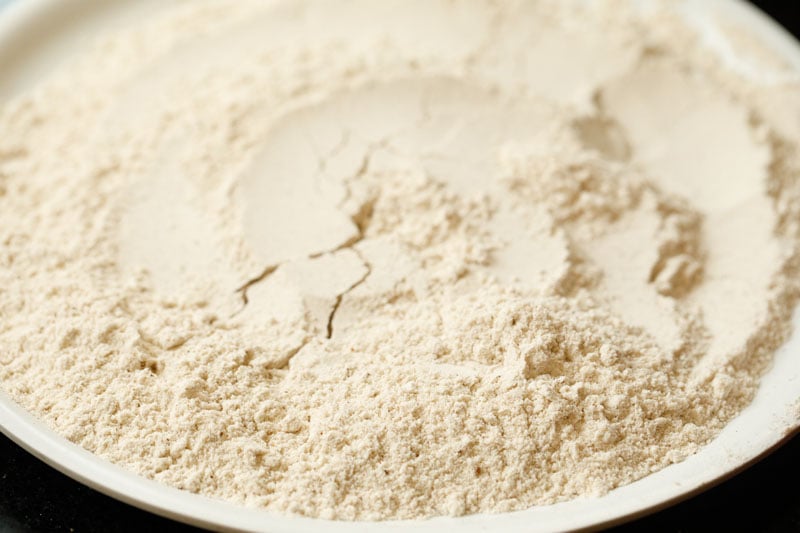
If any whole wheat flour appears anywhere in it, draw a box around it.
[1,0,800,521]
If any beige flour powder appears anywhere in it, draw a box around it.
[1,0,800,521]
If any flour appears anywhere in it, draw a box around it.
[1,0,800,521]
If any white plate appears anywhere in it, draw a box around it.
[0,1,799,531]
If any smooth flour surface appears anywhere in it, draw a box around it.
[2,0,800,521]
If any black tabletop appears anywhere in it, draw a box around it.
[1,1,799,532]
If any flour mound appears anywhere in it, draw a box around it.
[1,0,800,521]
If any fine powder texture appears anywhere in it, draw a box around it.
[2,0,800,521]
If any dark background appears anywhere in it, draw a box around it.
[1,1,799,532]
